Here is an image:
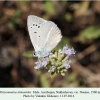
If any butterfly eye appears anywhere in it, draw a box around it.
[39,36,40,37]
[33,52,36,56]
[33,24,35,26]
[34,32,37,33]
[36,24,37,26]
[31,27,32,28]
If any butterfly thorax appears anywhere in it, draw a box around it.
[33,48,49,58]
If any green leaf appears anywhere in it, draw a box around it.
[13,18,22,24]
[61,72,65,76]
[44,1,55,15]
[40,74,50,87]
[80,26,100,43]
[61,0,67,6]
[61,68,67,72]
[14,9,22,17]
[67,73,76,83]
[8,22,14,30]
[65,13,72,22]
[22,51,34,58]
[50,71,57,78]
[20,1,27,5]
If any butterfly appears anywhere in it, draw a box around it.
[27,15,62,58]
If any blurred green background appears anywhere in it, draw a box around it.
[0,1,100,87]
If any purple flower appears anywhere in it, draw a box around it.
[48,66,56,72]
[42,57,49,67]
[33,44,75,77]
[34,61,42,69]
[63,60,71,69]
[34,57,49,69]
[65,48,75,56]
[62,45,69,53]
[61,45,75,56]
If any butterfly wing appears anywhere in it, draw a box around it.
[37,21,62,52]
[27,15,47,52]
[27,15,62,57]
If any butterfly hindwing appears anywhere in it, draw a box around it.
[37,21,62,52]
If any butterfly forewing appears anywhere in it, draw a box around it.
[27,15,47,51]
